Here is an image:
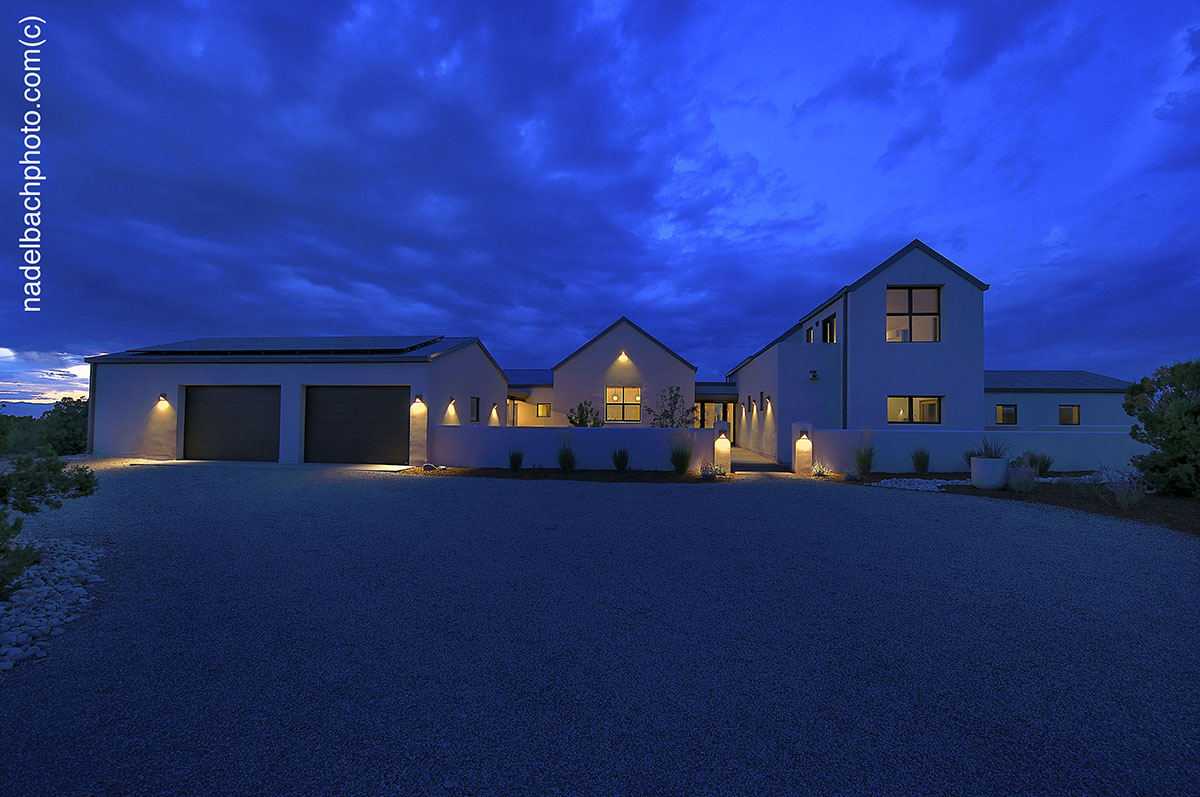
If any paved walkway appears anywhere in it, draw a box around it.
[3,459,1197,793]
[731,445,790,472]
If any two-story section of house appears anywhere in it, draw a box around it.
[728,239,989,464]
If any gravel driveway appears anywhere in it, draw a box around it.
[3,460,1197,793]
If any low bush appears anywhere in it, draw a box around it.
[668,430,694,474]
[508,449,524,471]
[557,434,576,472]
[699,461,726,481]
[1013,450,1054,477]
[1008,465,1037,493]
[911,447,930,475]
[1104,467,1148,509]
[852,439,875,479]
[610,447,631,472]
[811,460,831,478]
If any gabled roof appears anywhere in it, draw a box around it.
[85,334,506,377]
[552,317,696,371]
[727,239,988,378]
[505,368,553,387]
[984,370,1130,393]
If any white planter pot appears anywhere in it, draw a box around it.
[971,457,1009,490]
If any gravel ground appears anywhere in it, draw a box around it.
[2,458,1197,794]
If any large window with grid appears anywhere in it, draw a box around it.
[605,386,641,422]
[886,287,940,342]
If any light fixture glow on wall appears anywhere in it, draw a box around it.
[158,393,168,402]
[617,350,629,362]
[448,397,455,405]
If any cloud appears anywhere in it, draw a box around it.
[875,109,946,170]
[912,0,1058,81]
[793,53,908,116]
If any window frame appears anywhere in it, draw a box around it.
[821,314,836,344]
[886,395,943,424]
[1058,404,1080,425]
[995,404,1017,425]
[536,402,551,418]
[886,286,941,343]
[805,327,814,343]
[605,385,642,423]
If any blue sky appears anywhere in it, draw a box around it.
[2,0,1198,405]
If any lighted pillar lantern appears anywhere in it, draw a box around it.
[714,431,731,474]
[793,432,813,475]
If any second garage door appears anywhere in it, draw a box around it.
[304,386,410,465]
[183,386,281,461]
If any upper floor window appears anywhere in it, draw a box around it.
[805,327,813,343]
[886,287,940,342]
[1058,404,1080,425]
[995,404,1017,425]
[606,386,641,422]
[887,395,942,424]
[821,314,836,343]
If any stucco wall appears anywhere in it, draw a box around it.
[429,425,717,470]
[428,343,510,429]
[512,386,559,427]
[731,343,780,460]
[797,426,1147,474]
[984,391,1130,430]
[552,321,695,427]
[846,247,986,430]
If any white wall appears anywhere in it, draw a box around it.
[732,342,780,459]
[552,320,695,427]
[798,426,1147,474]
[846,247,986,430]
[429,425,718,471]
[513,385,558,427]
[984,391,1130,430]
[428,343,510,429]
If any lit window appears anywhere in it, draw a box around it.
[886,287,940,342]
[995,404,1017,425]
[605,386,641,422]
[887,396,942,424]
[469,396,480,423]
[536,403,551,418]
[805,327,814,343]
[821,314,836,343]
[1058,405,1079,425]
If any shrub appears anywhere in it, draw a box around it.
[1104,467,1148,509]
[963,436,1012,468]
[508,449,524,471]
[557,434,576,472]
[851,438,875,479]
[645,386,697,428]
[1124,359,1200,497]
[566,400,604,428]
[610,447,631,472]
[911,447,930,475]
[39,398,89,455]
[1014,450,1054,478]
[668,429,694,474]
[811,460,831,478]
[1,453,98,599]
[1008,465,1037,493]
[699,461,726,481]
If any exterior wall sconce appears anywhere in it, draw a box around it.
[158,393,168,402]
[491,402,498,410]
[617,350,629,362]
[809,370,819,380]
[448,397,455,404]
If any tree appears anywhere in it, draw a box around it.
[1123,359,1200,497]
[566,400,604,427]
[1,454,98,597]
[644,386,696,428]
[39,397,89,455]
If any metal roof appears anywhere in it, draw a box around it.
[504,369,553,387]
[695,381,739,400]
[984,370,1130,392]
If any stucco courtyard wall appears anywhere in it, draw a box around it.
[429,426,718,471]
[795,425,1148,474]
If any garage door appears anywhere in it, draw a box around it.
[304,386,410,465]
[183,386,281,461]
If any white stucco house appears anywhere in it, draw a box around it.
[86,239,1140,472]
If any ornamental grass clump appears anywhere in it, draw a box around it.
[1013,450,1054,477]
[911,447,930,475]
[610,447,631,472]
[963,436,1012,468]
[811,460,831,478]
[699,461,726,481]
[668,430,694,474]
[852,438,876,479]
[557,434,576,472]
[508,449,524,471]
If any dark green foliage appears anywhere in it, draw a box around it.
[566,400,604,427]
[508,449,524,471]
[911,447,930,475]
[1,454,98,598]
[1012,450,1054,478]
[557,434,576,471]
[852,439,875,478]
[645,386,696,428]
[0,397,89,456]
[1124,359,1200,497]
[610,447,631,472]
[667,430,693,474]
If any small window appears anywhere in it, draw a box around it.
[887,396,942,424]
[995,404,1017,425]
[605,386,641,422]
[886,286,940,342]
[536,402,551,418]
[1059,404,1080,425]
[821,314,836,343]
[805,327,814,343]
[469,396,480,423]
